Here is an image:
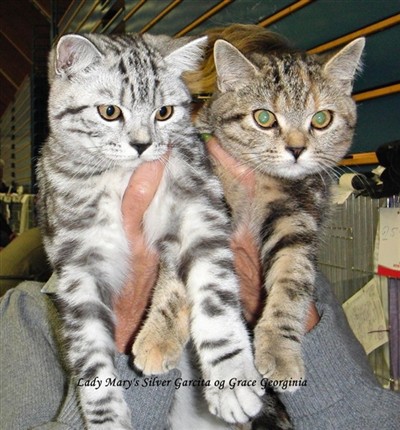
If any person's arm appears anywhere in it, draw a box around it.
[0,281,178,430]
[115,158,164,354]
[0,159,176,430]
[206,137,400,429]
[206,136,320,330]
[280,273,400,430]
[0,281,84,430]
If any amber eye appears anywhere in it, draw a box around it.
[253,109,277,128]
[311,110,333,129]
[155,106,174,121]
[98,105,122,121]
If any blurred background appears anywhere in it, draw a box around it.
[0,0,399,192]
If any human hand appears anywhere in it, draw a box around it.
[205,136,256,196]
[114,159,165,354]
[206,137,320,330]
[206,137,263,325]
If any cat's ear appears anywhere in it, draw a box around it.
[214,40,258,92]
[164,36,208,75]
[323,38,365,94]
[54,34,102,78]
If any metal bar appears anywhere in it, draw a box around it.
[58,0,78,30]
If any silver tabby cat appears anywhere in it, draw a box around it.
[138,34,365,429]
[37,33,264,430]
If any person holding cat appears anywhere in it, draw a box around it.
[1,141,399,429]
[1,24,399,430]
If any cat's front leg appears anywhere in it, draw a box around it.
[182,246,264,424]
[254,323,306,390]
[254,247,315,390]
[132,263,190,375]
[57,270,133,430]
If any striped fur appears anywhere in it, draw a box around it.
[37,33,263,430]
[196,38,364,427]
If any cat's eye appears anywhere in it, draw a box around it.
[311,110,333,129]
[253,110,277,128]
[155,106,174,121]
[98,105,122,121]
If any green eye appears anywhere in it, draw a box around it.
[253,110,277,128]
[155,106,174,121]
[311,110,332,129]
[98,105,122,121]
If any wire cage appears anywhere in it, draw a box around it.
[318,193,400,390]
[0,193,36,235]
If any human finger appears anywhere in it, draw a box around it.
[205,137,255,194]
[122,158,166,241]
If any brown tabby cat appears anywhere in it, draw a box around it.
[135,27,364,429]
[197,35,365,388]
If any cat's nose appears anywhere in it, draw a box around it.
[131,143,151,155]
[286,146,305,160]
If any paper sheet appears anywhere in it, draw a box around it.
[377,208,400,278]
[331,184,352,205]
[343,278,389,355]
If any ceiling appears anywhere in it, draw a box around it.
[0,0,72,116]
[1,0,399,137]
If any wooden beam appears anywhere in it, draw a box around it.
[0,32,32,64]
[308,14,400,54]
[75,0,101,32]
[353,83,400,102]
[0,69,19,89]
[59,0,86,35]
[258,0,314,27]
[140,0,183,34]
[339,152,379,166]
[175,0,233,37]
[123,0,147,22]
[30,0,51,21]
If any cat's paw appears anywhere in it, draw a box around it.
[204,354,264,423]
[206,383,263,424]
[91,422,132,430]
[254,330,304,392]
[255,350,305,392]
[132,329,184,375]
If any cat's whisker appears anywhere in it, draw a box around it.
[336,165,374,191]
[317,170,332,189]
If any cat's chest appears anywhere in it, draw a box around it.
[61,169,131,227]
[215,164,284,227]
[98,169,131,195]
